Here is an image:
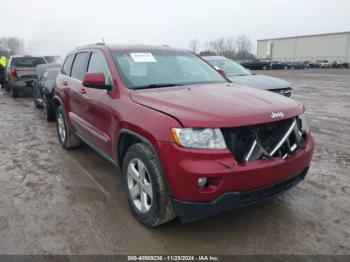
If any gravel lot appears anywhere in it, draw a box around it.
[0,69,349,255]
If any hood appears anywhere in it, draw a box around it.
[130,83,303,128]
[228,74,290,90]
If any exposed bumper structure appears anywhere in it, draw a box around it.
[173,166,309,222]
[157,133,313,202]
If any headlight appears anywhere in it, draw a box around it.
[171,128,226,149]
[298,113,310,133]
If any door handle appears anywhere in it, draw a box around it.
[78,88,87,94]
[63,81,68,86]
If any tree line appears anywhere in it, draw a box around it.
[189,35,255,60]
[1,35,255,61]
[0,36,25,57]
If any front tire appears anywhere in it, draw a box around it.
[122,143,175,227]
[56,106,81,149]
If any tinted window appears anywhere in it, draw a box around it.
[87,52,112,85]
[62,54,74,75]
[11,57,45,67]
[71,52,89,80]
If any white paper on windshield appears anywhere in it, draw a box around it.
[130,53,156,63]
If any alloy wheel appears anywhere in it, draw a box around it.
[57,113,66,143]
[127,158,153,213]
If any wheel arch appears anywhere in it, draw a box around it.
[117,129,158,168]
[52,95,63,112]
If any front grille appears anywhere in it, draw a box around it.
[222,117,305,163]
[271,88,293,97]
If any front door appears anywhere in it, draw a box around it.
[67,52,90,136]
[80,51,114,156]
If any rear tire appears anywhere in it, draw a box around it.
[56,106,81,149]
[43,95,56,122]
[122,143,175,227]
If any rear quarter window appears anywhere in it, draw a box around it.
[11,57,45,67]
[70,52,89,80]
[61,54,75,75]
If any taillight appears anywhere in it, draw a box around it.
[10,67,17,78]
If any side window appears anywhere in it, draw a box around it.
[87,52,112,85]
[71,52,89,81]
[61,54,74,75]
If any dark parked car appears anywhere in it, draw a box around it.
[33,64,61,121]
[5,55,46,97]
[286,62,308,70]
[203,56,293,97]
[53,44,313,227]
[270,61,289,70]
[239,59,271,70]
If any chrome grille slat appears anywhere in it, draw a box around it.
[269,119,296,156]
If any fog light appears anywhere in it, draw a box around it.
[197,177,207,188]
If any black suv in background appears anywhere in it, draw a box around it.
[239,59,271,70]
[33,64,60,121]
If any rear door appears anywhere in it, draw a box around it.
[81,51,114,155]
[67,52,90,135]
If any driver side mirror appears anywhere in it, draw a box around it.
[82,72,112,91]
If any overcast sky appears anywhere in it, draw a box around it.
[1,0,349,56]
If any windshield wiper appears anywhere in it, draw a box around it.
[132,83,183,90]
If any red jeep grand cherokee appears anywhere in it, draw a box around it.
[53,44,314,227]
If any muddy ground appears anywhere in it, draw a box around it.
[0,69,349,255]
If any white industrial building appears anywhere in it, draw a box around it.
[257,31,350,63]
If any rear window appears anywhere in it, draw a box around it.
[11,57,45,67]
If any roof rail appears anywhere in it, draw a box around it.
[75,43,106,50]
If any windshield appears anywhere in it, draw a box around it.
[208,59,251,77]
[112,50,226,89]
